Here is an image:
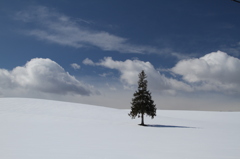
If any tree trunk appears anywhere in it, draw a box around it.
[140,113,144,126]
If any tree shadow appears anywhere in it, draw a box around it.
[146,124,195,128]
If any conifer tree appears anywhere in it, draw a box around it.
[129,70,156,126]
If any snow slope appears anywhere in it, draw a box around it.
[1,98,240,159]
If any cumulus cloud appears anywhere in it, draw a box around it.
[86,57,192,93]
[84,53,240,95]
[83,58,95,66]
[71,63,81,70]
[172,51,240,93]
[0,58,96,96]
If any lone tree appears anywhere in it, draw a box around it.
[129,70,156,126]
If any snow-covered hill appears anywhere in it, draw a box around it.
[1,98,240,159]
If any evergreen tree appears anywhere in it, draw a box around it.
[129,70,156,126]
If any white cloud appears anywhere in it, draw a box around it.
[15,5,185,58]
[71,63,81,70]
[87,57,192,93]
[83,58,95,66]
[0,58,97,96]
[85,53,240,95]
[99,72,113,77]
[14,6,151,53]
[106,83,117,91]
[172,51,240,93]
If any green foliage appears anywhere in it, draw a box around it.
[129,70,156,125]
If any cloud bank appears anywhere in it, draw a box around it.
[83,57,192,94]
[0,58,96,96]
[84,51,240,95]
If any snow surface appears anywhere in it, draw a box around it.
[1,98,240,159]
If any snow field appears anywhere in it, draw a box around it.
[1,98,240,159]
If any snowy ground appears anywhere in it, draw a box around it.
[1,98,240,159]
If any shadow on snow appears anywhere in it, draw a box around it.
[146,124,195,128]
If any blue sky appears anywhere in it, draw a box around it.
[1,0,240,110]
